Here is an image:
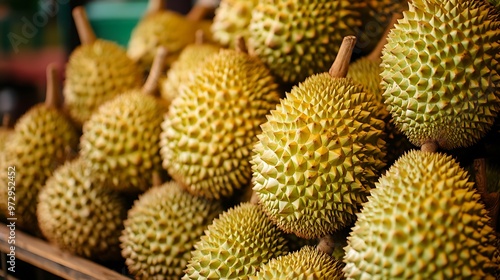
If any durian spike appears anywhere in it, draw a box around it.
[317,235,335,255]
[235,36,248,54]
[142,46,168,96]
[195,29,206,45]
[421,141,438,152]
[45,63,60,109]
[145,0,164,17]
[473,158,500,230]
[366,13,403,62]
[2,114,11,128]
[328,36,357,78]
[186,3,213,21]
[72,6,96,45]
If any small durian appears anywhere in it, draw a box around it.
[37,158,128,261]
[250,246,345,279]
[64,6,144,125]
[0,64,79,234]
[80,47,169,193]
[247,0,365,84]
[120,181,224,279]
[160,45,281,200]
[160,31,221,104]
[211,0,258,48]
[381,0,500,150]
[127,0,197,72]
[252,36,387,239]
[183,202,289,279]
[343,150,498,279]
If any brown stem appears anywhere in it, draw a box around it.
[72,6,96,45]
[145,0,164,17]
[152,171,163,187]
[195,29,205,45]
[328,36,357,78]
[186,4,214,21]
[45,63,60,109]
[250,190,260,205]
[142,46,168,96]
[366,13,403,62]
[235,36,248,53]
[2,114,11,128]
[421,141,438,152]
[317,235,335,255]
[473,158,499,230]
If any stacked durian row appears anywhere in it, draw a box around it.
[0,0,499,279]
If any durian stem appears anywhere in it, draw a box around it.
[2,114,11,128]
[142,46,168,96]
[72,6,96,45]
[195,29,205,45]
[473,158,499,230]
[366,13,403,62]
[145,0,164,16]
[250,190,260,205]
[44,63,60,109]
[186,4,214,21]
[152,171,163,187]
[317,235,335,255]
[328,36,357,78]
[235,36,248,53]
[420,141,438,153]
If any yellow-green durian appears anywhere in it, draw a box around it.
[247,0,364,84]
[343,150,498,279]
[37,158,128,261]
[250,246,345,280]
[120,181,223,279]
[160,49,281,200]
[183,202,289,279]
[381,0,500,150]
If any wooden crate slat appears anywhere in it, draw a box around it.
[0,223,130,280]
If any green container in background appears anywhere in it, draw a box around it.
[84,0,148,47]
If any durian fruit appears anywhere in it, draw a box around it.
[489,0,500,9]
[0,64,79,234]
[183,202,289,279]
[37,158,128,261]
[210,0,258,48]
[250,246,345,279]
[160,46,281,200]
[343,150,498,279]
[0,115,13,151]
[120,181,224,279]
[381,0,500,150]
[127,0,198,72]
[247,0,365,85]
[80,47,169,193]
[160,31,221,104]
[252,36,387,239]
[64,6,144,125]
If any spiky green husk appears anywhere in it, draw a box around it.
[247,0,364,84]
[80,91,167,193]
[120,181,223,279]
[381,0,500,149]
[64,39,144,125]
[37,159,127,261]
[211,0,259,48]
[343,150,498,279]
[0,128,13,151]
[183,202,289,279]
[160,49,281,200]
[0,105,79,233]
[128,11,197,72]
[250,246,345,279]
[160,43,220,104]
[252,74,386,239]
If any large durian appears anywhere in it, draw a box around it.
[80,48,169,193]
[120,181,224,279]
[381,0,500,150]
[0,64,79,234]
[252,36,387,239]
[210,0,259,48]
[160,47,281,200]
[250,246,345,279]
[343,150,498,279]
[37,158,128,261]
[64,6,144,125]
[247,0,364,85]
[183,202,289,279]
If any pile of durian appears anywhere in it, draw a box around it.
[1,0,500,278]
